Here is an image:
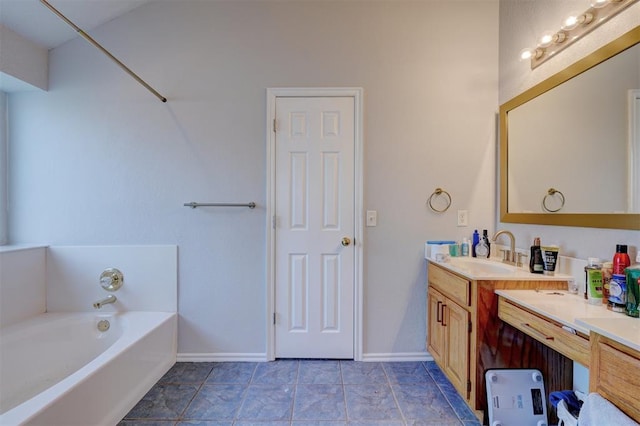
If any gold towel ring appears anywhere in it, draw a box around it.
[428,188,452,213]
[542,188,565,212]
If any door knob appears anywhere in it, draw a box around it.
[341,237,351,247]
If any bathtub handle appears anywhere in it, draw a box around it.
[100,268,124,292]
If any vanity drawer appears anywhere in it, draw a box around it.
[498,297,590,367]
[428,263,470,307]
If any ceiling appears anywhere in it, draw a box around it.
[0,0,154,49]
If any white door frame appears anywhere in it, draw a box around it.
[266,87,364,361]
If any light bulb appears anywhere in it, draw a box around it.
[539,32,555,47]
[519,48,533,61]
[520,48,544,61]
[562,13,580,30]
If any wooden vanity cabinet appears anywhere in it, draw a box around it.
[590,333,640,423]
[427,261,572,420]
[427,286,470,398]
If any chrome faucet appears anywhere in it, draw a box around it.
[93,294,117,309]
[491,230,517,265]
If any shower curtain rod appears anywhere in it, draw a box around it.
[39,0,167,103]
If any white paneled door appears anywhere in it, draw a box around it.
[274,96,355,359]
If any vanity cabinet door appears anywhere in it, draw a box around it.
[427,285,470,399]
[427,287,446,365]
[443,298,470,398]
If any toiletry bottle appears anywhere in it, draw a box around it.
[585,258,603,305]
[529,237,544,274]
[609,245,631,313]
[482,229,491,257]
[541,245,559,276]
[472,230,479,257]
[475,237,489,259]
[625,253,640,318]
[608,246,628,312]
[461,238,469,257]
[613,244,631,275]
[602,261,613,307]
[609,273,627,313]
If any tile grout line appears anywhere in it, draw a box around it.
[178,364,216,423]
[340,360,350,424]
[423,361,477,425]
[383,362,409,425]
[289,360,300,423]
[234,363,259,424]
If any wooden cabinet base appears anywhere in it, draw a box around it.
[590,333,640,423]
[426,262,571,424]
[475,282,572,425]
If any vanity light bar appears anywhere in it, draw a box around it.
[527,0,638,69]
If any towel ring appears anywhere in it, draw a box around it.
[428,188,452,213]
[542,188,565,212]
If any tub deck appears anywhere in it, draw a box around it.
[0,311,176,426]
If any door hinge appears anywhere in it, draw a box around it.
[273,118,277,133]
[468,320,472,333]
[467,380,472,392]
[273,312,276,325]
[272,215,276,229]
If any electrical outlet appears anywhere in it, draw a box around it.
[366,210,377,227]
[457,210,468,227]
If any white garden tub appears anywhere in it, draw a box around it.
[0,311,176,425]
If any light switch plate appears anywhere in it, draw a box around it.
[457,210,468,227]
[366,210,377,227]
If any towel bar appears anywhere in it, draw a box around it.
[183,202,256,209]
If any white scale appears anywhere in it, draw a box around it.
[485,369,548,426]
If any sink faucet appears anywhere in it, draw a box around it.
[491,230,517,265]
[93,294,117,309]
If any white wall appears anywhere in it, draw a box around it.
[498,0,640,261]
[7,1,499,358]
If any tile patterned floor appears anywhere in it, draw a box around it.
[118,360,482,426]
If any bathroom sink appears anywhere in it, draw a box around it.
[448,257,517,275]
[432,257,570,281]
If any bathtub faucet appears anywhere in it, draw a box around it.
[93,294,117,309]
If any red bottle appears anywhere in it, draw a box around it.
[613,244,631,275]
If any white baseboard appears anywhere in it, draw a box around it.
[361,352,433,362]
[177,352,268,362]
[178,352,433,363]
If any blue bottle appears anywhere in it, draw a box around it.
[472,230,480,257]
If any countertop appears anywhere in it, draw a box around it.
[429,257,573,281]
[496,289,640,352]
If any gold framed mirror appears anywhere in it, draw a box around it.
[500,26,640,230]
